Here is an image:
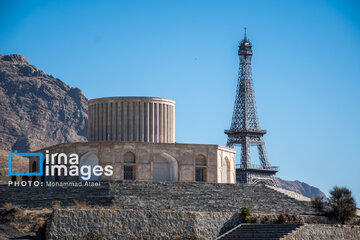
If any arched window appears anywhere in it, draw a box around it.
[195,154,207,166]
[124,152,136,180]
[124,152,136,164]
[153,153,178,182]
[195,154,207,182]
[222,157,231,183]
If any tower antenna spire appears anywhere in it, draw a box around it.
[244,27,247,39]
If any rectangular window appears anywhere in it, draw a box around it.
[124,166,134,180]
[195,167,205,182]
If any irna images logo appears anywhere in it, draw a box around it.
[8,150,43,176]
[8,150,113,181]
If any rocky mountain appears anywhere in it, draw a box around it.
[277,177,327,199]
[0,54,87,152]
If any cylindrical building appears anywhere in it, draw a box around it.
[88,97,175,143]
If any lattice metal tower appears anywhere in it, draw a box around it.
[225,29,278,186]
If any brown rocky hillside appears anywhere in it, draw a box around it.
[277,177,327,199]
[0,54,87,152]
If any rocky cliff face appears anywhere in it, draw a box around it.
[277,178,327,199]
[0,54,87,152]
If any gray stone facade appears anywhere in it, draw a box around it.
[46,209,241,240]
[46,210,360,240]
[30,141,236,183]
[0,182,315,214]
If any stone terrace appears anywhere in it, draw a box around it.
[0,182,315,214]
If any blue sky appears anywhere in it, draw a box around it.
[1,0,360,205]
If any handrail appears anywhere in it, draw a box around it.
[215,223,245,240]
[236,163,279,171]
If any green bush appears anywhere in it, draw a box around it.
[310,186,357,224]
[240,206,251,223]
[328,186,357,224]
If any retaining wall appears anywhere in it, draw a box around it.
[283,224,360,240]
[46,209,241,240]
[0,182,315,214]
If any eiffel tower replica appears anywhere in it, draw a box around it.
[225,29,278,186]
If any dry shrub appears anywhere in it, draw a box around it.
[311,197,324,213]
[3,202,15,211]
[51,200,62,209]
[355,219,360,226]
[13,209,26,219]
[277,213,288,224]
[251,216,260,224]
[71,200,89,209]
[289,214,302,223]
[276,213,302,224]
[34,216,47,231]
[2,203,25,219]
[262,215,272,224]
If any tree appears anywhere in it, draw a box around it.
[328,186,357,224]
[311,196,325,213]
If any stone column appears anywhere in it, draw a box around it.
[107,102,111,141]
[104,103,108,141]
[139,102,144,142]
[99,103,103,141]
[128,102,133,141]
[123,102,127,141]
[159,104,163,142]
[164,104,167,142]
[112,102,116,140]
[134,102,139,142]
[170,105,173,143]
[155,103,159,142]
[150,103,154,142]
[117,102,121,141]
[145,102,150,142]
[172,105,175,142]
[96,104,100,141]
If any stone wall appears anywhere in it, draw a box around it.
[283,224,360,240]
[46,209,241,240]
[47,211,360,240]
[0,182,315,215]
